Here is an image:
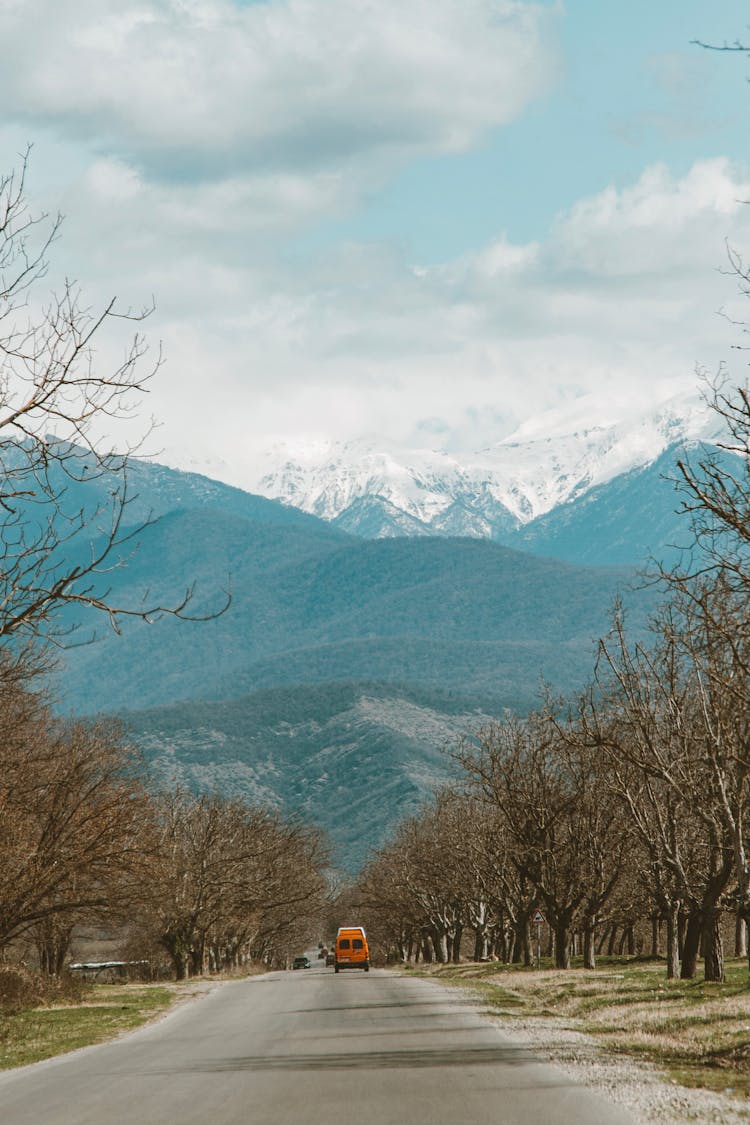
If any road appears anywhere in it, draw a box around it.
[0,960,637,1125]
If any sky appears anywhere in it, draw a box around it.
[0,0,748,485]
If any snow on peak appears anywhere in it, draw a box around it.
[251,388,725,535]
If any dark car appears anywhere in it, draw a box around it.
[292,956,310,970]
[325,952,335,966]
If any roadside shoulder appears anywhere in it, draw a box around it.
[395,966,750,1125]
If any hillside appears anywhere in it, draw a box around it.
[57,514,652,715]
[513,447,694,567]
[122,681,493,872]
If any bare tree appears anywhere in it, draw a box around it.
[670,378,750,590]
[138,790,328,979]
[356,790,478,965]
[0,680,153,958]
[356,840,424,964]
[0,149,228,656]
[586,597,748,982]
[457,710,628,969]
[691,37,748,54]
[667,579,750,975]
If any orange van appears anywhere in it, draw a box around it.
[334,926,370,972]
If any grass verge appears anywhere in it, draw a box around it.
[0,983,178,1070]
[402,957,750,1099]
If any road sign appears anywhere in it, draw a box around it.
[532,910,545,924]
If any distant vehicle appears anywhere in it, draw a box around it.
[334,926,370,972]
[317,946,328,959]
[325,952,335,966]
[292,956,310,970]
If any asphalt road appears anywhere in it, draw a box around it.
[0,960,637,1125]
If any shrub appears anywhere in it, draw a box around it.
[0,966,87,1015]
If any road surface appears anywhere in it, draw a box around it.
[0,960,637,1125]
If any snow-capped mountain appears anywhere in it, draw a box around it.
[253,390,724,541]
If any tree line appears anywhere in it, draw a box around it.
[356,376,750,984]
[0,672,328,979]
[0,154,326,981]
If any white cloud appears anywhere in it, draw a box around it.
[24,152,750,479]
[78,156,347,252]
[0,0,556,178]
[144,157,750,474]
[555,159,744,276]
[41,153,743,481]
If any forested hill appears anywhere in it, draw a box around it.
[58,500,654,716]
[118,681,494,872]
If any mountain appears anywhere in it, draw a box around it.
[120,681,494,872]
[41,451,659,866]
[57,513,653,716]
[515,446,695,568]
[257,441,521,540]
[251,390,724,554]
[64,451,343,534]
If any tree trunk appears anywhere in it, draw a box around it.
[172,953,189,980]
[190,941,205,977]
[36,920,73,977]
[511,916,528,964]
[666,902,680,980]
[434,928,449,964]
[583,922,596,970]
[474,927,488,962]
[607,925,618,956]
[651,915,660,958]
[39,938,68,976]
[451,925,463,963]
[678,910,687,959]
[702,910,725,982]
[680,911,701,979]
[554,923,571,969]
[161,927,194,981]
[735,913,747,959]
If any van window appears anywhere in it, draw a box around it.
[352,939,363,950]
[338,939,350,949]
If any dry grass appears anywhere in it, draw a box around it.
[0,983,177,1070]
[404,957,750,1098]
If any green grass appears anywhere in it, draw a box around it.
[403,957,750,1099]
[0,984,176,1070]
